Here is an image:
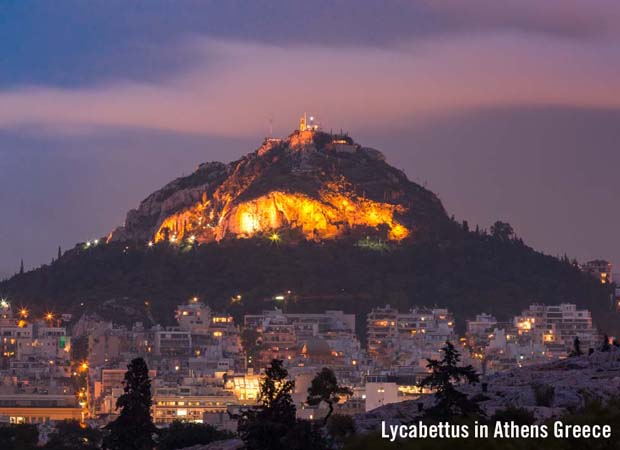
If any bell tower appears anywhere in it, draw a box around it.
[299,112,308,132]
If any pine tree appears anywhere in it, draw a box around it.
[420,341,482,419]
[19,259,24,275]
[307,367,353,426]
[57,246,62,261]
[103,358,157,450]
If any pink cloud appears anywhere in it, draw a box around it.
[0,32,619,137]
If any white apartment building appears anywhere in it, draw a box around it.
[175,302,211,335]
[364,381,399,412]
[514,303,598,352]
[466,313,498,336]
[367,305,455,366]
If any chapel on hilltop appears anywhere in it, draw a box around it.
[298,112,320,132]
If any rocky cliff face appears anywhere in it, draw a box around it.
[108,129,450,245]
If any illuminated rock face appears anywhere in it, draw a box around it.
[226,191,409,241]
[109,129,449,245]
[153,188,409,243]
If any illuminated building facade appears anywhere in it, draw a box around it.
[514,303,598,352]
[175,302,211,335]
[466,313,498,336]
[0,393,80,424]
[153,329,192,357]
[152,387,236,424]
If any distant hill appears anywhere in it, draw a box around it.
[0,123,616,335]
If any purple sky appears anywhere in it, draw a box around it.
[1,1,619,277]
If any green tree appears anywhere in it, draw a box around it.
[569,336,583,357]
[236,359,296,450]
[532,383,555,407]
[241,328,262,369]
[156,421,232,450]
[103,358,157,450]
[307,367,353,426]
[281,419,327,450]
[420,341,482,419]
[490,406,535,426]
[600,334,611,352]
[559,396,620,450]
[0,424,38,450]
[327,414,356,446]
[490,221,515,241]
[44,420,102,450]
[70,335,89,363]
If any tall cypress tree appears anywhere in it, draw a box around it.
[103,358,157,450]
[569,336,583,357]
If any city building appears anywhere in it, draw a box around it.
[367,305,455,368]
[364,381,399,412]
[582,260,612,284]
[514,303,598,351]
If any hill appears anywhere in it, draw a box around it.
[107,123,452,245]
[0,120,615,335]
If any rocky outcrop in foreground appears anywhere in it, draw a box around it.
[357,349,620,431]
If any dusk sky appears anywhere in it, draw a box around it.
[1,1,619,277]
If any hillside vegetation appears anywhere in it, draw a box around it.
[1,224,615,336]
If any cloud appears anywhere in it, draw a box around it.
[0,32,619,137]
[428,0,620,37]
